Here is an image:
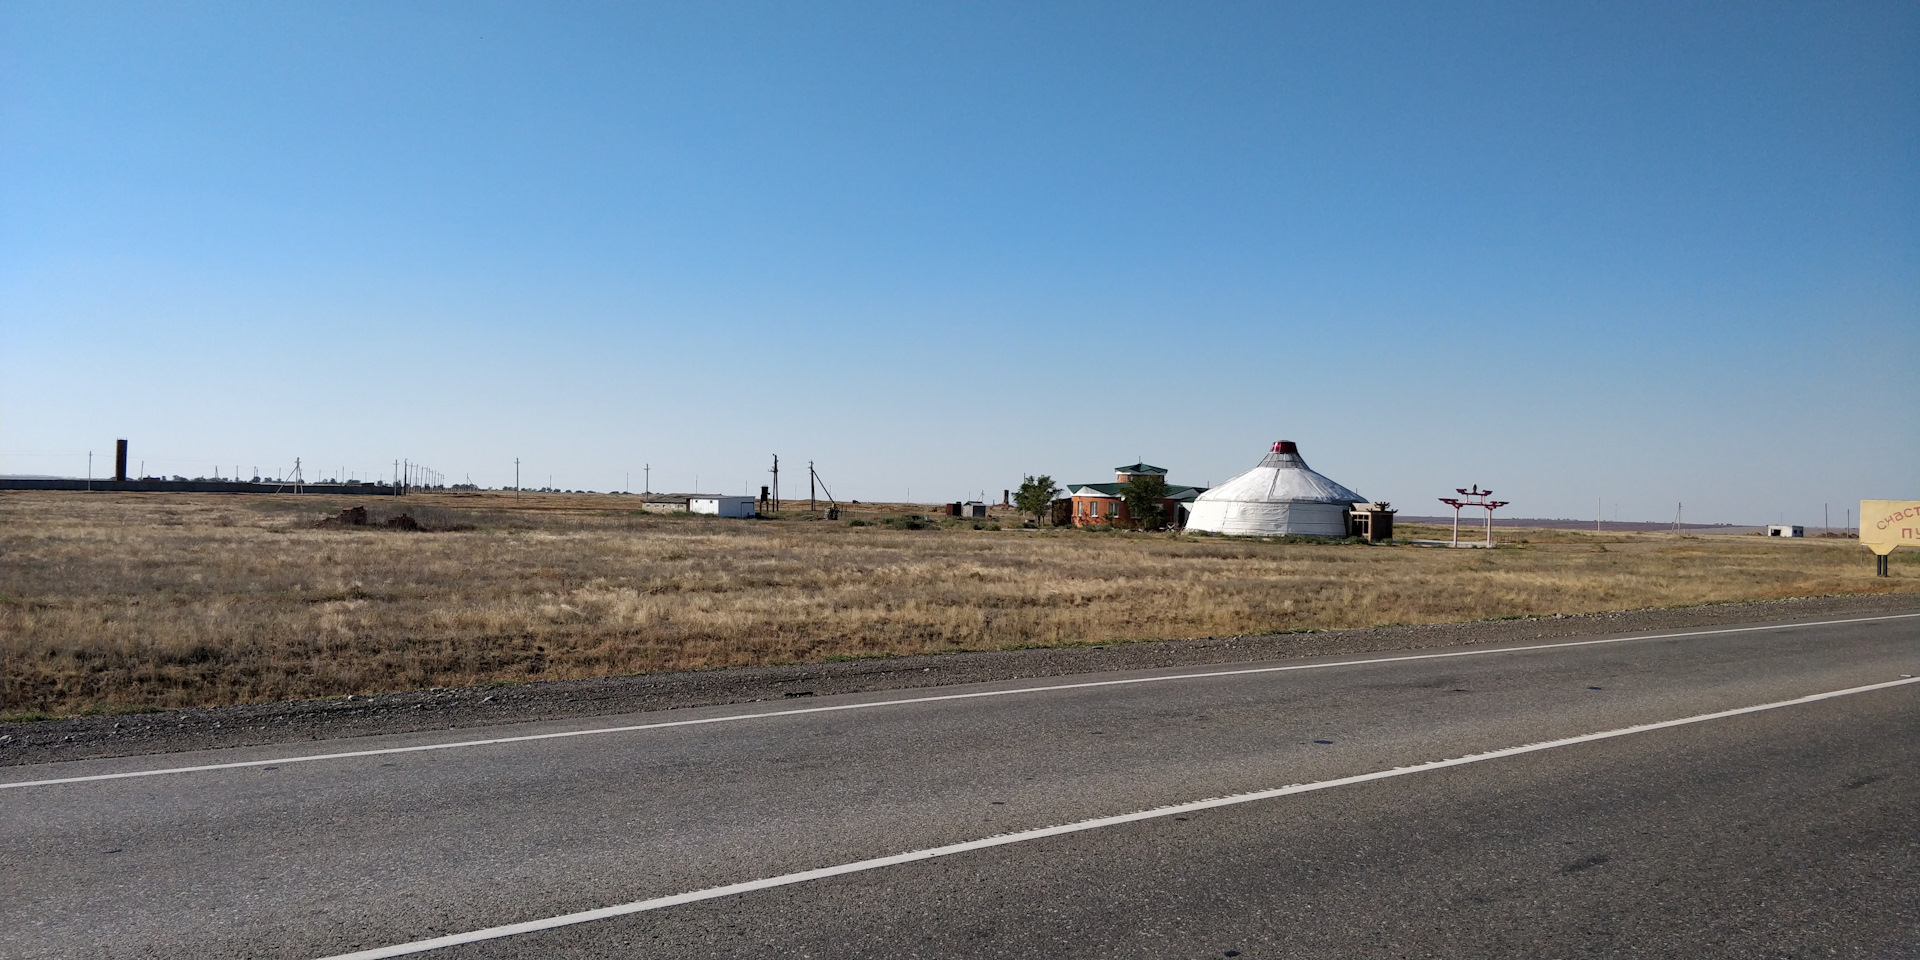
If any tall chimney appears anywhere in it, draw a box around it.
[115,438,128,482]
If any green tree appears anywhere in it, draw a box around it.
[1119,473,1169,530]
[1014,474,1061,526]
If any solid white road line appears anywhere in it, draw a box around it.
[4,611,1916,791]
[314,675,1920,960]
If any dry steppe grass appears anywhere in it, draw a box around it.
[3,491,1914,717]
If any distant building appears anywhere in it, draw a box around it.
[690,495,757,518]
[636,493,759,518]
[1064,462,1205,528]
[1766,524,1805,538]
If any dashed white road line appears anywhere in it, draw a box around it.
[313,674,1920,959]
[3,612,1915,791]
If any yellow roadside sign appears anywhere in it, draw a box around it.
[1860,500,1920,557]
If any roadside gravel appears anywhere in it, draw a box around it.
[4,592,1916,767]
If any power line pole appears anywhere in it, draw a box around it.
[514,458,520,499]
[810,460,816,511]
[644,463,650,494]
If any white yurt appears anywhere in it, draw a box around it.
[1184,441,1365,536]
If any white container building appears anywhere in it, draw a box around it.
[690,495,758,518]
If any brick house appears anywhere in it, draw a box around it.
[1064,462,1206,529]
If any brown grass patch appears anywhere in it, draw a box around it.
[2,491,1913,716]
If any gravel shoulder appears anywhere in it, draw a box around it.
[5,592,1917,767]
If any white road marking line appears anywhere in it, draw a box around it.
[4,611,1916,791]
[314,674,1920,960]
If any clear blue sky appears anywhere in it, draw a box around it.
[3,2,1915,524]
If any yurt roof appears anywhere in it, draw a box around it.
[1192,441,1365,505]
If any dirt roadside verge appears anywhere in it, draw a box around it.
[5,592,1917,767]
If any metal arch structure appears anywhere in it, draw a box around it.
[1438,485,1510,547]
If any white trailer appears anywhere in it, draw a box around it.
[690,496,757,518]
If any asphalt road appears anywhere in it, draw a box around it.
[3,612,1915,959]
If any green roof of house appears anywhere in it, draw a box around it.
[1113,463,1167,475]
[1069,481,1204,500]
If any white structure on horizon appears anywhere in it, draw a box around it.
[1183,441,1366,537]
[1766,524,1804,538]
[690,495,758,518]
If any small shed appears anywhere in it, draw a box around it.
[690,496,757,518]
[1350,502,1397,542]
[1766,524,1804,538]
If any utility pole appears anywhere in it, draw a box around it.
[514,458,520,499]
[770,454,780,513]
[1825,503,1830,535]
[1596,497,1602,533]
[87,451,92,491]
[644,463,651,494]
[810,460,816,511]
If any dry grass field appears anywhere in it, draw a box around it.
[3,489,1914,718]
